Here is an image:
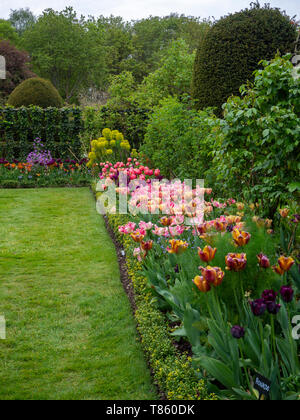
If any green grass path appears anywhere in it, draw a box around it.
[0,188,157,400]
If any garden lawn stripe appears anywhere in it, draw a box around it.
[0,188,157,400]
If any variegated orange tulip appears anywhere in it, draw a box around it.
[227,215,241,224]
[232,229,251,247]
[130,231,145,243]
[278,256,295,272]
[236,202,245,211]
[198,245,217,263]
[272,264,285,276]
[141,240,153,252]
[264,219,273,228]
[225,253,247,271]
[214,221,227,232]
[160,216,173,227]
[199,266,224,287]
[279,208,289,218]
[193,275,211,293]
[141,240,153,257]
[167,239,188,255]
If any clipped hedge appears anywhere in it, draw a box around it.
[0,106,83,160]
[7,77,63,108]
[82,106,149,151]
[192,4,297,115]
[101,206,216,400]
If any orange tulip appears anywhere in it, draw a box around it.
[160,217,173,227]
[272,265,285,276]
[198,245,217,263]
[193,275,211,293]
[141,240,153,252]
[167,239,188,255]
[278,256,295,272]
[199,266,224,287]
[225,253,247,271]
[279,208,289,218]
[214,221,227,232]
[130,231,145,243]
[232,229,251,247]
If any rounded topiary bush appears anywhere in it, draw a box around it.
[7,77,63,108]
[192,3,297,115]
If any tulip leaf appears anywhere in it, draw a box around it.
[195,356,236,389]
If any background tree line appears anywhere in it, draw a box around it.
[0,7,211,104]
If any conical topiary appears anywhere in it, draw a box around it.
[192,3,297,115]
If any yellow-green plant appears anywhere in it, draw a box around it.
[87,128,131,168]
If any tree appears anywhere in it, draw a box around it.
[0,40,35,103]
[106,71,136,109]
[9,8,36,36]
[132,39,196,108]
[23,7,106,102]
[0,19,19,46]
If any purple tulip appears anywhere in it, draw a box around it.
[250,299,267,316]
[261,289,277,304]
[266,302,281,315]
[279,285,294,303]
[231,325,245,339]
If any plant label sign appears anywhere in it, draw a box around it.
[254,373,271,398]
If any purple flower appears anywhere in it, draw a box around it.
[250,299,267,316]
[279,285,294,303]
[261,289,277,304]
[231,325,245,339]
[266,301,281,315]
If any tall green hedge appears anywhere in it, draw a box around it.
[0,106,83,160]
[192,4,297,115]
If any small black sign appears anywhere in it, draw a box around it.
[254,373,271,398]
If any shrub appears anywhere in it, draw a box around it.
[87,127,131,168]
[7,77,63,108]
[141,96,219,180]
[192,3,297,115]
[81,105,149,151]
[211,55,300,218]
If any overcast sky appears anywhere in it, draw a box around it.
[0,0,299,21]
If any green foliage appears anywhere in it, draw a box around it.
[132,39,196,108]
[23,7,106,102]
[81,105,149,150]
[141,96,219,179]
[212,55,300,218]
[107,71,136,109]
[0,106,83,160]
[7,77,63,108]
[129,14,211,82]
[9,7,36,36]
[0,19,20,46]
[192,3,297,115]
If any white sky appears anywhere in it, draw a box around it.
[0,0,299,21]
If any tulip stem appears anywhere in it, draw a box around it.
[238,342,254,398]
[270,315,277,361]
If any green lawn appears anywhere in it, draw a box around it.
[0,188,157,400]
